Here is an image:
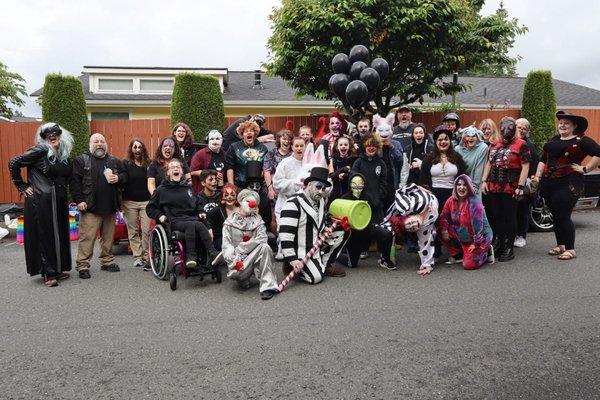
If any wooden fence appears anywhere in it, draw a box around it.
[2,109,599,204]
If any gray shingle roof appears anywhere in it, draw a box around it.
[30,70,600,108]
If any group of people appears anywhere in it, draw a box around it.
[9,109,600,298]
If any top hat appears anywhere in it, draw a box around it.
[304,167,331,187]
[245,160,263,181]
[556,111,588,135]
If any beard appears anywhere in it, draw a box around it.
[92,147,106,158]
[398,120,410,129]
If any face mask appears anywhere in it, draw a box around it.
[208,131,223,152]
[240,196,258,215]
[350,177,364,198]
[500,120,516,143]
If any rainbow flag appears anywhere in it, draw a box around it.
[16,216,24,244]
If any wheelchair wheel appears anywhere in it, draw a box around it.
[213,267,222,283]
[169,273,177,291]
[149,224,168,280]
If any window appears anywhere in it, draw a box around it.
[140,79,174,92]
[98,79,133,91]
[90,112,130,120]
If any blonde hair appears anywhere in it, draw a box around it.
[479,118,500,144]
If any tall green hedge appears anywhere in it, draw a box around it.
[170,73,224,143]
[41,74,89,157]
[521,70,556,149]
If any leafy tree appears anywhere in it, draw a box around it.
[171,73,224,142]
[41,74,90,157]
[521,70,556,150]
[0,61,27,118]
[266,0,526,115]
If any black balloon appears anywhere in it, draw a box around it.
[330,73,350,99]
[371,58,389,81]
[349,61,367,81]
[359,67,380,91]
[345,80,369,108]
[349,45,370,64]
[331,53,351,74]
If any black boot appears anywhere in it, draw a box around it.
[498,239,514,262]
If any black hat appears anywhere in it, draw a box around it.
[433,125,452,141]
[245,160,263,182]
[304,167,331,187]
[39,123,62,139]
[556,111,588,135]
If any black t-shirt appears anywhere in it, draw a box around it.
[92,156,118,214]
[198,191,221,214]
[123,160,150,202]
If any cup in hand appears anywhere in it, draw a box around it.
[104,167,113,182]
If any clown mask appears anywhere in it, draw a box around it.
[350,175,364,199]
[238,189,259,216]
[208,130,223,153]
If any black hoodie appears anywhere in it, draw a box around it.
[351,154,388,222]
[146,180,201,223]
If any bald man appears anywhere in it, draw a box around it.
[71,133,126,279]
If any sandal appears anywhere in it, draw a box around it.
[557,250,577,260]
[548,246,564,255]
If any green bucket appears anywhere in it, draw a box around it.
[329,199,372,230]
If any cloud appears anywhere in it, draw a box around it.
[3,0,600,117]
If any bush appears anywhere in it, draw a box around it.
[41,74,89,157]
[521,70,556,149]
[171,73,224,142]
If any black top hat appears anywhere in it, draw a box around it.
[556,111,588,135]
[245,160,263,181]
[304,167,331,187]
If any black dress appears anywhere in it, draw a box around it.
[9,146,72,277]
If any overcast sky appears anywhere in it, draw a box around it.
[2,0,599,117]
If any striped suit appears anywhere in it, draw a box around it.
[279,192,348,284]
[382,184,439,269]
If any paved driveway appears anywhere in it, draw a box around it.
[1,210,599,399]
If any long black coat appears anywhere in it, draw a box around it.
[9,145,72,277]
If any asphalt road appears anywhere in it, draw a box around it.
[1,210,599,400]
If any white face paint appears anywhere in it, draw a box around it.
[305,181,328,203]
[239,196,258,215]
[207,130,223,152]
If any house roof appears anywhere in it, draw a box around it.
[30,69,600,109]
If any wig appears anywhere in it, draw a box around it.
[220,183,239,205]
[35,122,73,163]
[236,121,260,137]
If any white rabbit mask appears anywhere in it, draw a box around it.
[373,113,395,141]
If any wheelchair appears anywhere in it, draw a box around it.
[148,223,222,291]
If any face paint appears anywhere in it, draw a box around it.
[350,176,364,198]
[240,196,258,215]
[329,117,342,134]
[207,130,223,152]
[456,180,468,199]
[404,216,421,233]
[222,189,237,206]
[305,181,327,203]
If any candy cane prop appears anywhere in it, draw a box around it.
[277,216,351,292]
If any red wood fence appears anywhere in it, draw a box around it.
[2,109,599,204]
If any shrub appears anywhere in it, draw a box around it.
[171,73,224,142]
[521,70,556,149]
[41,74,89,157]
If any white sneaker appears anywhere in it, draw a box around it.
[133,258,144,267]
[514,236,526,248]
[487,246,495,264]
[445,256,463,265]
[360,252,368,259]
